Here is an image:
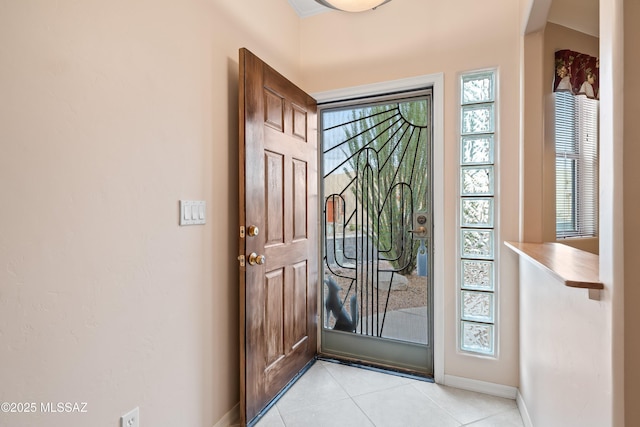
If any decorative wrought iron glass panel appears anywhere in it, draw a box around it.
[321,93,432,345]
[459,70,497,356]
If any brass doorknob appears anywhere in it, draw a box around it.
[248,252,266,265]
[247,225,259,237]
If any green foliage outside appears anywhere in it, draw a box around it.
[343,100,429,275]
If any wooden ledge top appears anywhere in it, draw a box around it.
[505,241,604,290]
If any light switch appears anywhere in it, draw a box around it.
[180,200,206,226]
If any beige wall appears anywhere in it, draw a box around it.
[624,0,640,424]
[0,0,300,426]
[300,0,523,387]
[523,29,546,243]
[518,259,611,426]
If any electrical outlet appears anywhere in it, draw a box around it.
[121,407,139,427]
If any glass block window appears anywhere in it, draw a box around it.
[459,70,497,356]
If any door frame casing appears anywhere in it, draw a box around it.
[312,72,445,383]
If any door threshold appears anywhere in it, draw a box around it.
[316,355,434,383]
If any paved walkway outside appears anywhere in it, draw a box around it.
[357,306,428,344]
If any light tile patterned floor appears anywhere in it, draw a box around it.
[252,360,524,427]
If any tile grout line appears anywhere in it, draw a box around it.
[348,393,379,427]
[321,360,419,398]
[272,405,286,427]
[278,395,355,425]
[409,381,470,425]
[345,379,463,427]
[276,363,355,425]
[410,382,521,426]
[321,361,419,427]
[317,361,354,398]
[458,407,524,426]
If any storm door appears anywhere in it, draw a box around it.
[320,90,434,375]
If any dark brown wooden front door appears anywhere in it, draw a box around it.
[238,48,318,425]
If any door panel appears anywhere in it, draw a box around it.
[264,151,285,246]
[239,48,318,425]
[265,269,285,367]
[292,160,308,240]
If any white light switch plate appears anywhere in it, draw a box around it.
[180,200,206,225]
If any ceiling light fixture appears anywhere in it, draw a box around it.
[314,0,391,13]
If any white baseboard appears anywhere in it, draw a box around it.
[443,375,518,399]
[516,390,533,427]
[213,403,240,427]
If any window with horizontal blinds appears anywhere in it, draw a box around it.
[554,91,598,238]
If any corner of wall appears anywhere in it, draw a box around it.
[516,390,534,427]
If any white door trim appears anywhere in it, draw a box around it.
[312,73,445,383]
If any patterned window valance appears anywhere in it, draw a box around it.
[553,49,599,99]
